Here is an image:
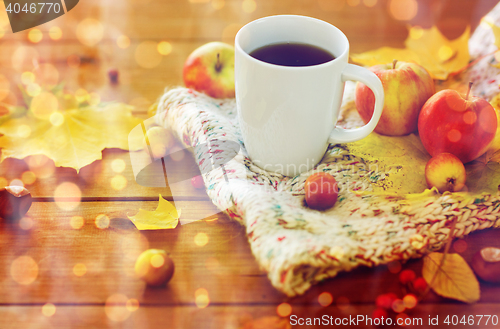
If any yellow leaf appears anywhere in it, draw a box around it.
[351,25,470,80]
[127,195,180,230]
[422,252,480,304]
[344,132,430,195]
[480,16,500,48]
[0,103,143,172]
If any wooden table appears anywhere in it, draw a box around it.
[0,0,499,328]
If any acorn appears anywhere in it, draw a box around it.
[0,186,33,220]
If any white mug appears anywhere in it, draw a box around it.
[235,15,384,176]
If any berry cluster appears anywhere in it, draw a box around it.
[372,269,428,326]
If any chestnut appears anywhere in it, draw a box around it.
[471,247,500,283]
[0,186,33,220]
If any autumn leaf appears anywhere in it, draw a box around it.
[422,252,480,304]
[127,195,180,230]
[480,16,500,49]
[344,132,430,194]
[0,103,143,172]
[351,25,470,80]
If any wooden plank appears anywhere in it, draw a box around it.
[1,201,500,305]
[2,303,500,329]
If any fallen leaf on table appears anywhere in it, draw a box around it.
[422,252,480,304]
[465,150,500,193]
[344,132,430,195]
[0,102,143,172]
[351,25,470,80]
[127,195,180,230]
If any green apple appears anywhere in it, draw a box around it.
[183,42,235,99]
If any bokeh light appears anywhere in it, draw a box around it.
[195,288,210,308]
[19,217,34,230]
[21,171,36,185]
[21,71,35,85]
[403,294,417,309]
[438,45,454,62]
[150,254,165,268]
[447,129,461,143]
[54,182,82,211]
[49,26,62,40]
[453,239,467,253]
[111,159,126,173]
[17,125,31,138]
[105,294,131,322]
[42,303,56,317]
[157,41,172,56]
[73,263,87,276]
[75,88,89,103]
[27,154,55,179]
[33,63,59,87]
[95,214,110,229]
[135,41,162,69]
[26,83,42,97]
[318,0,345,11]
[242,0,256,13]
[70,216,85,229]
[388,260,402,273]
[88,92,101,106]
[12,46,39,72]
[463,111,477,125]
[0,74,10,101]
[126,299,139,312]
[194,232,209,246]
[31,91,58,120]
[111,175,127,190]
[169,146,185,162]
[392,298,405,313]
[389,0,418,21]
[28,28,43,43]
[50,112,65,126]
[318,292,333,306]
[212,0,224,9]
[10,179,23,187]
[363,0,377,7]
[409,26,423,39]
[76,18,104,47]
[117,35,130,49]
[11,255,38,285]
[276,303,292,317]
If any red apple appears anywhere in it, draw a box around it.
[418,84,497,163]
[425,153,466,193]
[355,60,435,136]
[183,42,235,99]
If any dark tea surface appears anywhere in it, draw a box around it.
[249,42,335,67]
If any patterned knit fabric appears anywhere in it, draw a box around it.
[154,6,500,296]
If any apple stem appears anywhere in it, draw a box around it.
[466,81,473,100]
[392,59,398,70]
[215,53,222,72]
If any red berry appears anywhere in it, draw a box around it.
[399,269,416,285]
[412,277,428,293]
[372,308,388,320]
[376,293,397,310]
[191,175,205,189]
[304,172,339,210]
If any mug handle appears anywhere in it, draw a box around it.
[328,64,384,144]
